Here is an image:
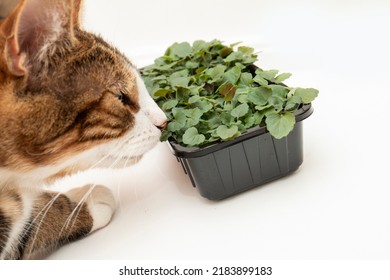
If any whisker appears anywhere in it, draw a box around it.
[25,192,62,258]
[55,139,130,242]
[88,143,122,170]
[55,136,142,244]
[60,185,96,235]
[115,143,135,210]
[54,185,99,253]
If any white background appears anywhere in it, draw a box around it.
[48,0,390,260]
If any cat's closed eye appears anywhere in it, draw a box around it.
[116,91,139,111]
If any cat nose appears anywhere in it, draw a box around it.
[156,120,167,131]
[145,106,168,131]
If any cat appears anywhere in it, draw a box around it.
[0,0,167,259]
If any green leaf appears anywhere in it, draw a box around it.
[152,88,171,98]
[189,85,203,95]
[265,112,296,139]
[224,102,234,111]
[239,72,253,86]
[192,40,207,52]
[238,46,254,55]
[160,129,171,141]
[162,99,178,111]
[196,99,213,113]
[168,69,190,88]
[188,95,201,103]
[294,88,319,103]
[219,46,233,58]
[267,96,284,112]
[216,125,239,140]
[285,95,302,111]
[244,111,263,129]
[195,66,207,75]
[223,65,242,84]
[168,42,193,58]
[182,127,205,146]
[167,109,186,132]
[231,103,249,118]
[253,75,268,86]
[268,84,290,98]
[256,69,279,80]
[255,104,273,112]
[220,112,234,125]
[236,93,249,104]
[151,75,167,82]
[247,87,272,106]
[207,114,222,129]
[275,72,292,83]
[185,61,199,69]
[242,54,258,65]
[169,76,190,88]
[184,108,203,126]
[224,51,243,63]
[210,65,227,82]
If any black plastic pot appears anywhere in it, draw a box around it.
[168,104,314,200]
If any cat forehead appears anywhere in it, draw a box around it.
[45,29,141,94]
[80,31,133,66]
[86,32,138,74]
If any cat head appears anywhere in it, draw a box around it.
[0,0,167,186]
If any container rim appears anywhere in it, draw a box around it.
[167,103,314,158]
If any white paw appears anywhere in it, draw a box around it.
[66,185,116,232]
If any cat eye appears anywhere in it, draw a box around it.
[117,91,133,106]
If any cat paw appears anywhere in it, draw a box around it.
[66,185,116,232]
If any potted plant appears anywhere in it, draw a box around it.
[141,39,318,200]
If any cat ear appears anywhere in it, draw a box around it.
[1,0,76,76]
[72,0,84,28]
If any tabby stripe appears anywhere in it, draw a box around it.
[0,210,11,255]
[16,217,34,260]
[59,224,91,245]
[58,200,93,244]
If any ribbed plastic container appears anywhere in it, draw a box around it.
[168,104,314,200]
